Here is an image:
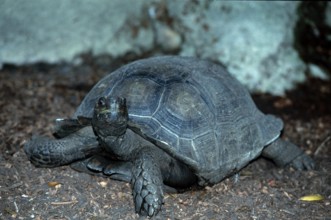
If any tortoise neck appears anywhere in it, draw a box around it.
[99,129,138,160]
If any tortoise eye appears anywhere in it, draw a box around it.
[97,97,106,107]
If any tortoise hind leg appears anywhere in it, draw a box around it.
[262,138,315,170]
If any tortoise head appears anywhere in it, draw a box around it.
[92,96,128,138]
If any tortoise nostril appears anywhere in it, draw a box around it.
[98,97,106,107]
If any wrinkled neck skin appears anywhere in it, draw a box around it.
[98,129,144,161]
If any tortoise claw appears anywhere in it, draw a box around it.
[290,153,315,170]
[132,168,163,216]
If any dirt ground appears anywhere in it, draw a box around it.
[0,56,330,220]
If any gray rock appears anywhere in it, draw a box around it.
[326,2,331,27]
[166,1,305,94]
[0,0,154,66]
[0,1,318,94]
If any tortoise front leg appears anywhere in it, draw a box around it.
[131,147,164,217]
[71,154,180,195]
[71,155,133,183]
[25,126,99,168]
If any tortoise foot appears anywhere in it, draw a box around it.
[289,153,315,170]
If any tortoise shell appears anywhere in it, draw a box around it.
[74,56,283,185]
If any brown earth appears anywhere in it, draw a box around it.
[0,57,330,220]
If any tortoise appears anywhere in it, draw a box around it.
[24,56,315,217]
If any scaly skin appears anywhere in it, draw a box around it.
[24,126,99,167]
[131,147,164,216]
[262,138,315,170]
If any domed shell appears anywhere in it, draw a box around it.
[74,56,283,185]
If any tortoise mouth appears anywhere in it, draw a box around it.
[98,108,111,115]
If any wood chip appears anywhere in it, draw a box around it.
[51,200,78,205]
[47,181,61,187]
